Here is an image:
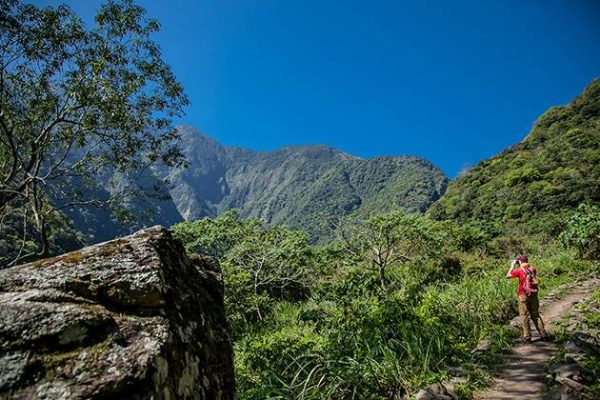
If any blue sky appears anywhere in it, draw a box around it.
[38,0,600,177]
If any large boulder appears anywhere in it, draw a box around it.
[0,226,236,399]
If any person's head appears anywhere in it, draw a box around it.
[517,255,528,266]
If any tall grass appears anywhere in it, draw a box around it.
[234,262,517,398]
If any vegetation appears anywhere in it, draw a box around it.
[336,211,445,290]
[577,290,600,398]
[559,203,600,260]
[0,203,82,267]
[0,0,187,266]
[174,208,597,399]
[173,211,314,338]
[1,0,598,397]
[171,79,599,399]
[283,156,448,241]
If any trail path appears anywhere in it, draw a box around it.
[479,278,599,400]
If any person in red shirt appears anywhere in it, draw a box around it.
[506,255,548,342]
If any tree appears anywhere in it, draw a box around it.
[224,224,312,322]
[173,215,313,337]
[171,210,262,260]
[0,0,188,263]
[338,211,442,290]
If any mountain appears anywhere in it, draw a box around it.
[428,79,600,232]
[153,126,448,241]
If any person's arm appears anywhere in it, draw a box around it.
[506,260,518,278]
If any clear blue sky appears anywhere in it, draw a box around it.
[37,0,600,177]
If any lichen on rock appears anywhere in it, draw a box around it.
[0,226,236,399]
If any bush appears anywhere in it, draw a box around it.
[560,204,600,260]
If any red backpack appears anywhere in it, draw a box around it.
[523,266,539,296]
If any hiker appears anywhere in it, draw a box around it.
[506,255,548,342]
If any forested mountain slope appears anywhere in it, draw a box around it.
[428,79,600,231]
[159,126,448,240]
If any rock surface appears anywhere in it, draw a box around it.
[0,226,236,399]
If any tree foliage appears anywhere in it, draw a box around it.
[337,211,444,289]
[173,212,314,338]
[172,210,259,259]
[0,0,188,264]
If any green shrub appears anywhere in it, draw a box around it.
[559,204,600,260]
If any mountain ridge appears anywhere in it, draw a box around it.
[151,126,449,241]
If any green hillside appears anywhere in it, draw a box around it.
[428,79,600,233]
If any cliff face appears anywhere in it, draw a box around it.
[0,226,236,399]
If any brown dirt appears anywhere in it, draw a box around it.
[478,279,599,400]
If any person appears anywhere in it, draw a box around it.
[506,255,548,342]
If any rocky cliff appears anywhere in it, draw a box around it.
[0,226,236,399]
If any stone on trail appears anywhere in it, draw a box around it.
[471,338,490,355]
[415,383,457,400]
[0,226,236,399]
[550,359,584,383]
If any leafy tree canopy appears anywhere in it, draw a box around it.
[173,212,314,338]
[0,0,188,263]
[337,211,445,289]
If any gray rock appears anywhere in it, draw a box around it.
[0,351,29,391]
[547,383,581,400]
[0,226,235,399]
[415,383,457,400]
[563,340,589,361]
[556,377,586,392]
[551,361,583,383]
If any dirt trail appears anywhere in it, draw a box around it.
[479,279,599,400]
